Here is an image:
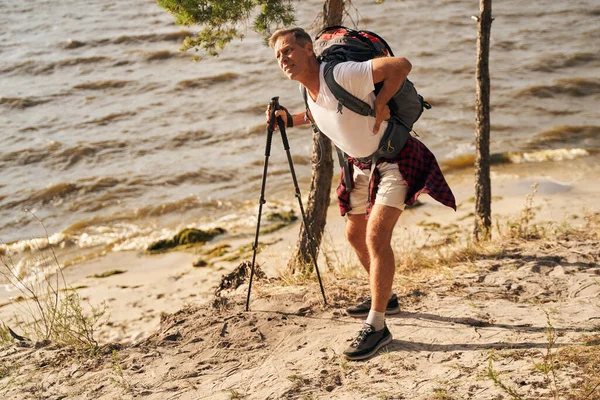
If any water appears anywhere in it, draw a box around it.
[1,0,599,270]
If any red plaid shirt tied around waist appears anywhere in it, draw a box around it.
[336,136,457,217]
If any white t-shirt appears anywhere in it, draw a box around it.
[305,60,387,158]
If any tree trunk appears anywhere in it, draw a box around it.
[473,0,493,241]
[323,0,344,26]
[287,0,343,272]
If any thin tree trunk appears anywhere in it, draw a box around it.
[473,0,493,241]
[287,0,343,272]
[323,0,344,26]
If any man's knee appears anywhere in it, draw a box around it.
[345,226,365,248]
[365,230,392,255]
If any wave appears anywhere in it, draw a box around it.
[176,72,239,90]
[159,169,235,187]
[1,165,238,219]
[420,96,453,107]
[103,31,193,45]
[237,103,270,114]
[0,96,51,110]
[415,50,435,57]
[3,194,258,266]
[442,153,506,172]
[529,52,600,72]
[54,140,128,169]
[56,145,108,169]
[14,182,81,208]
[0,141,62,167]
[135,195,211,218]
[2,175,134,213]
[0,56,110,76]
[71,31,193,52]
[508,148,590,164]
[526,125,600,150]
[451,64,474,76]
[517,78,600,98]
[73,80,132,90]
[62,196,226,236]
[247,123,268,136]
[499,8,576,19]
[167,130,213,148]
[84,177,122,193]
[77,111,137,127]
[442,148,591,172]
[143,50,186,62]
[0,139,129,169]
[493,40,529,51]
[63,39,85,49]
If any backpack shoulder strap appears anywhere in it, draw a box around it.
[302,84,353,191]
[323,61,375,117]
[302,85,319,135]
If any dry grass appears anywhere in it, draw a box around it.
[489,334,600,400]
[496,183,600,243]
[497,183,542,240]
[0,322,11,348]
[558,334,600,400]
[279,220,496,290]
[395,234,489,276]
[0,217,107,353]
[488,310,600,400]
[276,183,598,301]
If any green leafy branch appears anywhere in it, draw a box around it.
[157,0,296,55]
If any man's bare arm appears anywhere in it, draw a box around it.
[266,108,310,129]
[371,57,412,133]
[289,111,309,127]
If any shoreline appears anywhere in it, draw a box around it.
[0,155,599,399]
[2,155,598,344]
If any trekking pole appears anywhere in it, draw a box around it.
[245,98,277,312]
[272,97,328,306]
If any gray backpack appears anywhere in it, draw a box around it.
[302,26,431,190]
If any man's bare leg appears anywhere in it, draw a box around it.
[365,204,402,313]
[345,214,370,274]
[343,204,401,360]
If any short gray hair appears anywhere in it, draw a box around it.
[268,27,312,48]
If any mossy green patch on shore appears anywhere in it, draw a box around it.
[192,243,233,267]
[260,211,298,234]
[202,243,231,258]
[147,227,225,253]
[266,211,298,224]
[222,243,258,262]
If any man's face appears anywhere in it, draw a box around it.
[274,33,313,81]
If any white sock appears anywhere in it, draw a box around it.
[366,310,385,331]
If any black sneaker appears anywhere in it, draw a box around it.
[345,293,400,318]
[343,323,393,360]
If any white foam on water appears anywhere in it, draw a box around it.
[1,253,62,293]
[509,148,589,163]
[445,142,476,160]
[4,232,64,254]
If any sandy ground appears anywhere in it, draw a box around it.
[0,157,599,399]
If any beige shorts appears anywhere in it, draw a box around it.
[348,162,408,215]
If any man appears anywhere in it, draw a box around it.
[267,27,456,360]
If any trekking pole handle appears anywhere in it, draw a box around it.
[267,96,281,133]
[271,97,291,149]
[271,96,280,108]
